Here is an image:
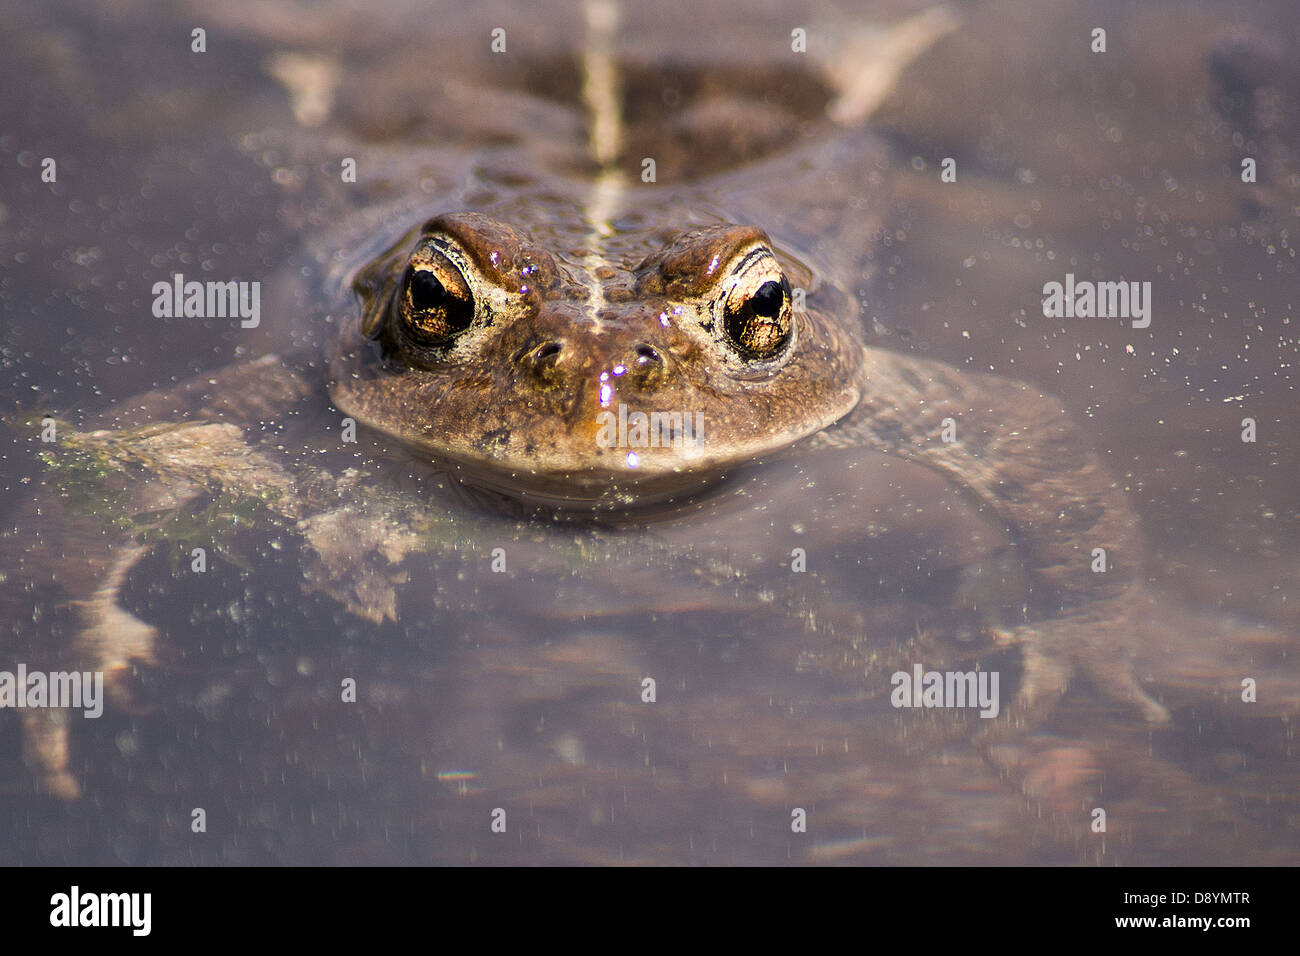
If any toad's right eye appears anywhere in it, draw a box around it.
[396,251,474,347]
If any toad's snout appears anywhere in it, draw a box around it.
[515,334,670,395]
[505,305,688,411]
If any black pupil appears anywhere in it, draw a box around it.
[409,269,447,309]
[752,280,783,318]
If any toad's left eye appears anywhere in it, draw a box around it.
[723,273,792,360]
[751,280,784,318]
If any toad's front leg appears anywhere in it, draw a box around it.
[820,349,1172,726]
[5,419,303,797]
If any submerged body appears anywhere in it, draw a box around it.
[10,105,1165,801]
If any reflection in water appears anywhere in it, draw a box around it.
[0,0,1297,864]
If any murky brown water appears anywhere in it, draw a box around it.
[1,0,1297,864]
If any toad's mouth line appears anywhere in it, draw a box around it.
[387,430,824,513]
[385,413,835,501]
[435,452,737,512]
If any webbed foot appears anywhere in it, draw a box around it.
[20,710,81,801]
[989,608,1171,730]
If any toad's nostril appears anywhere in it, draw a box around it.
[626,342,667,391]
[517,340,566,387]
[634,343,661,364]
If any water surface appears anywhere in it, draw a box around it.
[1,0,1297,865]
